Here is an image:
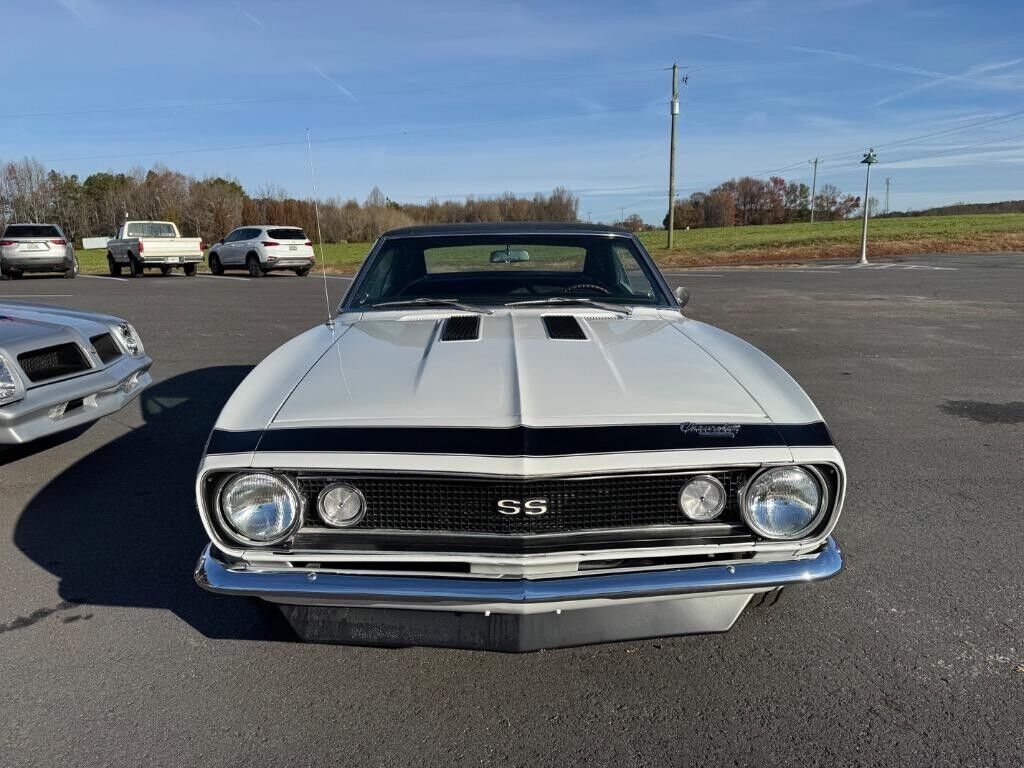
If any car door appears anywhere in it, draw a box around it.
[220,229,242,265]
[236,228,259,264]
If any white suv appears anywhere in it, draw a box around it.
[208,226,315,277]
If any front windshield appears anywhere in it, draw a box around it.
[347,234,668,310]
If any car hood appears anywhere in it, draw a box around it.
[0,302,115,347]
[271,310,770,429]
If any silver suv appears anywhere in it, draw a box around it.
[0,223,77,279]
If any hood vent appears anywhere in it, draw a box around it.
[440,315,481,341]
[543,315,587,340]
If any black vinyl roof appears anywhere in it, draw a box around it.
[382,221,631,238]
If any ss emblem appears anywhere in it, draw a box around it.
[497,498,548,516]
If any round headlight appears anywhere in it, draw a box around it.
[742,466,826,540]
[317,483,366,528]
[219,473,300,545]
[678,475,726,521]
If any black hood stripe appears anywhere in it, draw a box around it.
[206,421,833,457]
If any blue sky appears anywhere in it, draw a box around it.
[4,0,1023,223]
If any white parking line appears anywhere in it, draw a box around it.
[0,294,74,298]
[80,274,128,282]
[197,274,249,282]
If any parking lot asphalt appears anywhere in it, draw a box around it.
[1,254,1021,767]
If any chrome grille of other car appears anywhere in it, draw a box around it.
[294,470,750,535]
[16,343,90,383]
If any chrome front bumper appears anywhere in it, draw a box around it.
[195,537,843,650]
[0,355,153,443]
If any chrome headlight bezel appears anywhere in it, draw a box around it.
[114,321,144,356]
[740,464,829,541]
[215,472,304,547]
[0,353,26,407]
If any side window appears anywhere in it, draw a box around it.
[223,230,238,243]
[612,243,656,298]
[243,228,260,241]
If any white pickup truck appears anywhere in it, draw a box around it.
[106,221,203,277]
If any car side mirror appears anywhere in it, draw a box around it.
[674,286,690,310]
[217,239,223,245]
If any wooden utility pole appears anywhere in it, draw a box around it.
[667,64,679,249]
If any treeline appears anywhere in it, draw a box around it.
[886,200,1024,218]
[663,176,861,229]
[0,157,579,245]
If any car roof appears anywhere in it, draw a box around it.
[381,221,632,238]
[242,225,304,230]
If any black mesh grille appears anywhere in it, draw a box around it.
[90,333,121,364]
[440,315,480,341]
[296,470,749,535]
[17,343,90,382]
[543,315,587,340]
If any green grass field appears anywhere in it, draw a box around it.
[75,214,1024,275]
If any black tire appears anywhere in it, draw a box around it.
[209,253,223,275]
[246,254,264,278]
[64,258,78,279]
[9,271,23,280]
[294,266,311,277]
[107,254,122,277]
[183,263,197,277]
[160,265,173,276]
[129,255,144,278]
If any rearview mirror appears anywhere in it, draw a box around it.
[674,286,690,310]
[490,248,530,263]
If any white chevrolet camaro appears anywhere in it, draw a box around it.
[0,302,152,444]
[194,222,845,651]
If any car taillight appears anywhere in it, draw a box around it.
[261,241,280,247]
[304,241,313,246]
[0,240,13,246]
[137,240,145,252]
[50,239,67,245]
[199,241,205,251]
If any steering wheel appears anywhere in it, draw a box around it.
[562,283,612,295]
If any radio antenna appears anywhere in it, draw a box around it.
[306,129,334,329]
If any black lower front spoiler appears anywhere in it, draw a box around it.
[278,592,758,652]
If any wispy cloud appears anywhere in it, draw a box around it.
[55,0,102,25]
[876,58,1024,106]
[308,62,360,104]
[691,31,1018,88]
[232,0,264,28]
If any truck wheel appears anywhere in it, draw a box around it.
[160,266,172,276]
[246,254,264,278]
[183,263,197,277]
[294,266,311,277]
[129,255,144,278]
[209,253,224,275]
[107,254,122,277]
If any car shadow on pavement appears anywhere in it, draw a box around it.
[12,365,299,642]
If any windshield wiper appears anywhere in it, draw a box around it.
[505,297,633,316]
[367,298,494,315]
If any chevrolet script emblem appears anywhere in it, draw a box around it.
[680,422,741,438]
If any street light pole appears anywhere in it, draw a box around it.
[859,149,878,265]
[809,157,819,225]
